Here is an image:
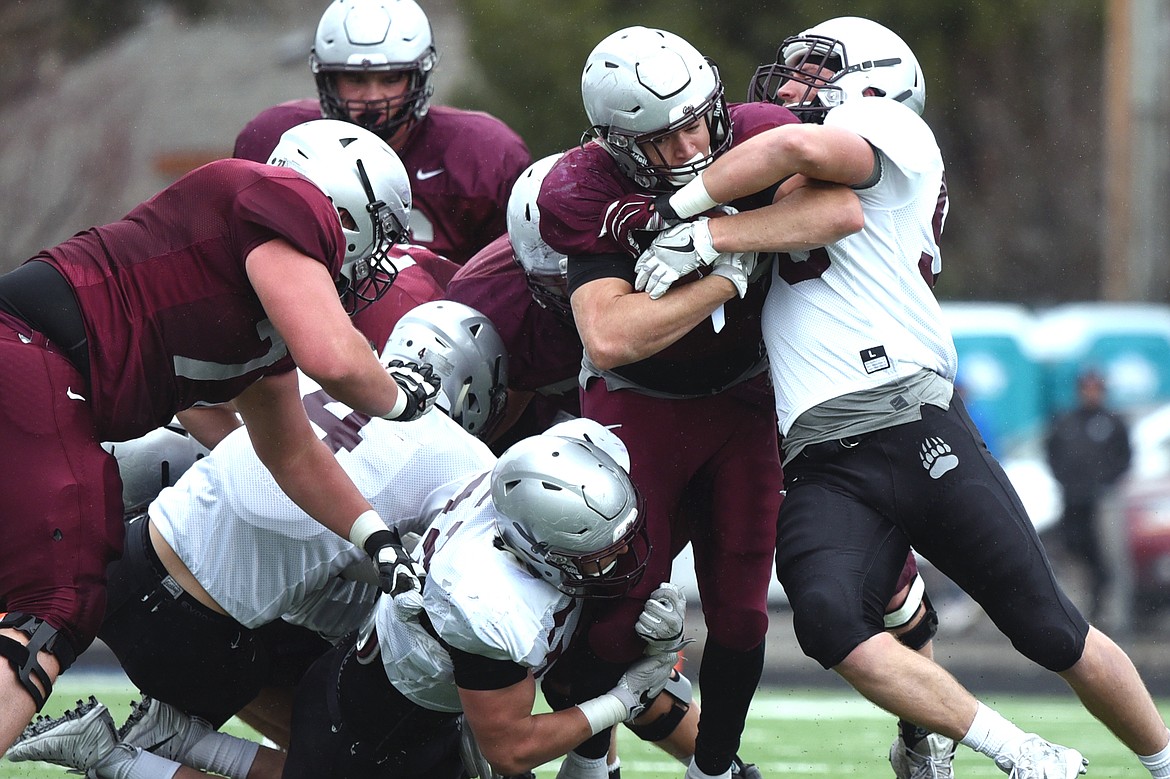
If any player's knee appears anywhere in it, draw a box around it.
[704,606,768,653]
[625,668,691,742]
[0,612,78,711]
[789,587,870,668]
[1008,618,1087,672]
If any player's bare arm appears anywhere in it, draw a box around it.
[699,123,878,198]
[458,675,595,776]
[706,181,864,255]
[245,237,402,418]
[233,370,373,540]
[570,273,738,371]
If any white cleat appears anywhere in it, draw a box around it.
[890,731,956,779]
[116,695,212,762]
[7,696,118,774]
[1001,735,1088,779]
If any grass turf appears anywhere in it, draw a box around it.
[2,671,1166,777]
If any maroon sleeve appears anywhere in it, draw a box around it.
[536,144,638,259]
[232,172,345,279]
[232,100,322,163]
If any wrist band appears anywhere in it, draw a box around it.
[667,174,719,219]
[383,388,408,420]
[577,694,627,736]
[348,509,389,550]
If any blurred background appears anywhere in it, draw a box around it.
[3,0,1168,685]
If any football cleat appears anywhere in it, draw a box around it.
[7,696,118,773]
[116,695,212,762]
[1000,735,1087,779]
[731,756,764,779]
[889,731,955,779]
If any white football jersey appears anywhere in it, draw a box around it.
[150,372,496,639]
[762,97,956,434]
[375,470,581,712]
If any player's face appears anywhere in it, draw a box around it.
[335,71,413,144]
[639,119,711,170]
[579,544,630,578]
[776,62,835,107]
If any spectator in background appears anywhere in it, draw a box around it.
[1045,368,1132,621]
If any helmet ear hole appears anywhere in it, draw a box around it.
[379,300,509,439]
[337,207,357,230]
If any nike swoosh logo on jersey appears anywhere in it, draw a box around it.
[66,387,86,401]
[416,168,445,180]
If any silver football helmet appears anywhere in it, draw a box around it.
[104,421,210,515]
[506,153,572,321]
[747,16,925,122]
[268,119,411,315]
[581,26,731,191]
[380,300,508,439]
[311,0,439,141]
[492,433,650,598]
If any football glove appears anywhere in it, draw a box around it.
[364,529,426,596]
[634,218,720,300]
[710,250,760,299]
[635,582,688,655]
[577,651,680,735]
[384,360,440,421]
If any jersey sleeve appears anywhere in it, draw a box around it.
[232,174,345,278]
[824,98,943,208]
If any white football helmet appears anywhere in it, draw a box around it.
[581,26,731,191]
[104,422,210,515]
[380,300,508,439]
[506,153,572,321]
[311,0,439,141]
[492,433,650,598]
[268,119,411,315]
[748,16,925,122]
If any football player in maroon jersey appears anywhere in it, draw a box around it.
[0,119,439,755]
[534,26,866,779]
[233,0,531,265]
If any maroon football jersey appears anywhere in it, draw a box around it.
[445,234,582,395]
[34,159,344,441]
[234,101,531,265]
[537,102,800,395]
[351,244,452,352]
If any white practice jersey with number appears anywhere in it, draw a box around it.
[150,372,496,640]
[375,470,581,712]
[762,97,955,435]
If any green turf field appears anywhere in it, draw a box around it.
[3,672,1167,777]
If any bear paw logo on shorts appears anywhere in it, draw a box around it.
[919,437,958,479]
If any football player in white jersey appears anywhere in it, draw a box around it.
[280,422,682,779]
[632,15,1170,779]
[7,301,508,779]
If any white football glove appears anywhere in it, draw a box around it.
[635,582,688,655]
[576,651,679,735]
[710,250,760,299]
[634,218,719,300]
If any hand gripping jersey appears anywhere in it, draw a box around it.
[32,159,343,442]
[374,470,580,712]
[149,372,495,641]
[234,100,531,264]
[761,97,955,434]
